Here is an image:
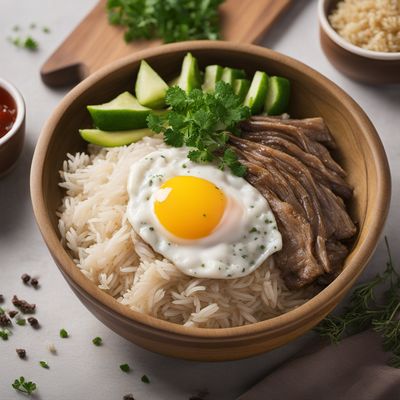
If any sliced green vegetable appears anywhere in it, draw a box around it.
[135,60,169,109]
[244,71,269,115]
[233,79,250,102]
[177,53,202,93]
[87,92,151,131]
[202,65,223,92]
[221,67,246,85]
[80,128,154,147]
[264,76,290,115]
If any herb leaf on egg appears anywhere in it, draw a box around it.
[147,81,250,177]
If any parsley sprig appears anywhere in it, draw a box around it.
[107,0,224,43]
[12,377,37,395]
[315,237,400,367]
[147,81,250,177]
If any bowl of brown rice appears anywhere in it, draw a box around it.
[319,0,400,84]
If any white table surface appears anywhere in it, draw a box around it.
[1,0,399,399]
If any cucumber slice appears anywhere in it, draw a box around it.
[135,60,169,109]
[202,65,223,92]
[87,92,151,131]
[177,53,202,93]
[244,71,269,115]
[264,76,290,115]
[221,68,246,85]
[80,128,154,147]
[233,79,250,102]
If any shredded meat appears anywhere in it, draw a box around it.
[231,116,356,289]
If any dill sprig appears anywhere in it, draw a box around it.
[315,237,400,366]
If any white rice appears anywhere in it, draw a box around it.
[57,136,313,328]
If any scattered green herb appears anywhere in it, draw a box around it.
[0,329,10,340]
[16,318,26,326]
[147,82,250,177]
[8,35,39,51]
[107,0,224,44]
[120,363,130,373]
[39,360,49,369]
[141,374,150,384]
[12,25,20,32]
[315,237,400,367]
[42,26,51,34]
[12,377,37,395]
[59,328,69,338]
[0,307,4,314]
[23,36,38,50]
[92,336,102,346]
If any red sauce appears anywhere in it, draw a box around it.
[0,86,17,138]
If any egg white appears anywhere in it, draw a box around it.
[126,147,282,279]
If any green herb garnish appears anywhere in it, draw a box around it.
[315,237,400,367]
[0,329,10,340]
[16,318,26,326]
[60,328,69,338]
[141,374,150,384]
[8,35,39,51]
[0,307,4,314]
[12,377,37,395]
[39,360,49,369]
[147,82,250,177]
[107,0,224,44]
[120,363,130,372]
[23,36,38,50]
[92,336,102,346]
[42,26,51,34]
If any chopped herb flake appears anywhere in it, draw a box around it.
[92,336,102,346]
[59,328,69,338]
[39,360,49,369]
[0,329,9,340]
[120,363,130,372]
[141,374,150,384]
[16,318,26,326]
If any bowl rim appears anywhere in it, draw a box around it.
[318,0,400,61]
[31,40,391,339]
[0,78,25,146]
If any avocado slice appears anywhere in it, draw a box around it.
[80,128,154,147]
[221,67,246,86]
[233,79,251,102]
[177,53,202,93]
[244,71,269,115]
[87,92,151,131]
[264,76,290,115]
[202,65,223,92]
[135,60,169,109]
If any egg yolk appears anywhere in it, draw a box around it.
[154,176,227,240]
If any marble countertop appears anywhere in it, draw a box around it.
[1,0,399,398]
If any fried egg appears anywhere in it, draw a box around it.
[126,147,282,279]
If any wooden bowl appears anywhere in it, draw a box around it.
[319,0,400,84]
[31,41,391,361]
[0,78,25,177]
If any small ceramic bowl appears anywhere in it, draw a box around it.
[0,78,25,176]
[31,41,391,361]
[319,0,400,84]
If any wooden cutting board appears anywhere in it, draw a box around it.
[41,0,291,87]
